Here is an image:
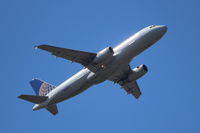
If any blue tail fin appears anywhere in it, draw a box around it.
[30,78,56,96]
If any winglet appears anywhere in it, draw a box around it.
[36,44,49,50]
[34,45,38,49]
[34,45,47,49]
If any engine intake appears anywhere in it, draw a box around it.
[127,64,148,81]
[92,47,114,65]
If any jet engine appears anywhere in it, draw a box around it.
[92,47,114,65]
[127,64,148,81]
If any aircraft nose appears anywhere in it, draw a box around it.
[145,25,167,44]
[151,25,167,40]
[157,25,168,35]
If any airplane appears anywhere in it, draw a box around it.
[18,25,167,115]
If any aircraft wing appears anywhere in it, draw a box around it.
[119,80,141,99]
[36,45,97,66]
[108,65,142,99]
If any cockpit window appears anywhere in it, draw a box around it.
[149,25,156,28]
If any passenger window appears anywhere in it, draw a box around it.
[149,25,155,28]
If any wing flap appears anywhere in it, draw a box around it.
[37,45,96,66]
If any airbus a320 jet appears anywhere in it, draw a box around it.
[18,25,167,115]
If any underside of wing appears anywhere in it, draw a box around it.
[119,81,141,99]
[108,65,142,99]
[36,45,97,66]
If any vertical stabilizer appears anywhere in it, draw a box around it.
[30,78,56,96]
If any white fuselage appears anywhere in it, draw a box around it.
[33,25,167,110]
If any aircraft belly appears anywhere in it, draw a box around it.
[52,71,95,103]
[53,83,92,103]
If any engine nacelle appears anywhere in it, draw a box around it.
[93,47,114,65]
[127,64,148,81]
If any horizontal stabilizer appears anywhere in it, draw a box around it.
[46,104,58,115]
[18,94,48,104]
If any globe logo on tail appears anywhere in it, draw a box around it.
[39,83,54,96]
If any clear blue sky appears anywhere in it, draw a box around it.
[1,0,200,133]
